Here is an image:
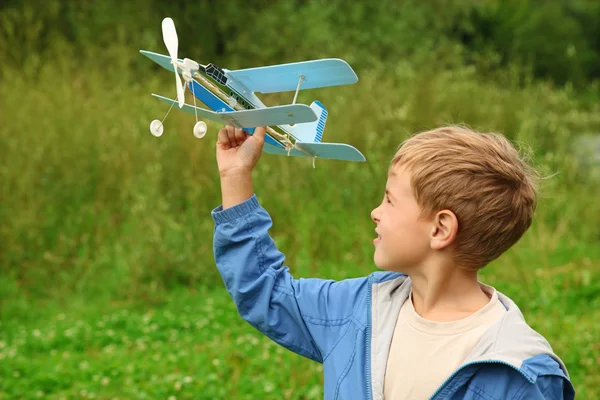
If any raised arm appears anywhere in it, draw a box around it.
[212,126,368,362]
[215,125,264,209]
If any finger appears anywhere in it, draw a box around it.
[226,125,238,146]
[234,128,246,145]
[217,127,231,149]
[253,126,267,143]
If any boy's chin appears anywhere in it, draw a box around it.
[374,257,406,273]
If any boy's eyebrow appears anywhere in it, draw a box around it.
[385,189,395,199]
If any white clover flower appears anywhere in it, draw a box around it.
[143,313,152,324]
[264,382,274,392]
[101,377,110,386]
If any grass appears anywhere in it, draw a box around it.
[0,288,323,399]
[2,260,599,399]
[1,43,599,398]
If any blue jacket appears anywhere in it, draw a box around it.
[212,195,575,399]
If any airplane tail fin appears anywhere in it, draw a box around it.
[290,100,327,142]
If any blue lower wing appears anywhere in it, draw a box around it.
[152,94,317,127]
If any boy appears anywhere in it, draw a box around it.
[211,125,574,399]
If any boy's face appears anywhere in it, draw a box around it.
[370,167,433,272]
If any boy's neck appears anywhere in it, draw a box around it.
[407,260,490,322]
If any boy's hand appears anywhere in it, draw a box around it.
[216,126,266,177]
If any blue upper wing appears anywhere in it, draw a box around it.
[225,59,358,93]
[140,50,181,73]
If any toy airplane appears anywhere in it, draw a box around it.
[140,17,366,163]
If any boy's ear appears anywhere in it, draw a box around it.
[430,210,458,250]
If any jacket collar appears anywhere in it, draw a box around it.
[367,273,570,400]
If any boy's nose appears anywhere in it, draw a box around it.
[371,206,380,223]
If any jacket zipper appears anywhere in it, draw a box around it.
[366,282,372,400]
[429,360,534,399]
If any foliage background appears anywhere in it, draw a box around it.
[1,0,599,398]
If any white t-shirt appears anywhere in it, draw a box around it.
[383,284,507,400]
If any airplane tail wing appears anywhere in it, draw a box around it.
[290,101,328,143]
[263,141,366,162]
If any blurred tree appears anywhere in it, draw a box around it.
[0,0,598,86]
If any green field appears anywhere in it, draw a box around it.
[2,1,600,398]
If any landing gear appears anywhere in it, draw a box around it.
[150,119,164,137]
[149,119,207,139]
[193,121,207,139]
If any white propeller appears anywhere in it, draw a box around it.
[162,17,185,108]
[149,18,208,139]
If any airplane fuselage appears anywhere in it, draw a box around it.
[191,63,296,149]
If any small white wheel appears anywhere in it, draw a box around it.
[193,121,207,139]
[150,120,164,137]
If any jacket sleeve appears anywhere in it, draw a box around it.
[212,195,368,363]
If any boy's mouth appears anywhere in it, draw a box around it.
[373,229,381,245]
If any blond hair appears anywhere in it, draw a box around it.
[392,126,539,270]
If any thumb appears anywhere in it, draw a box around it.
[253,126,267,143]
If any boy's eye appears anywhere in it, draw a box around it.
[386,195,392,204]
